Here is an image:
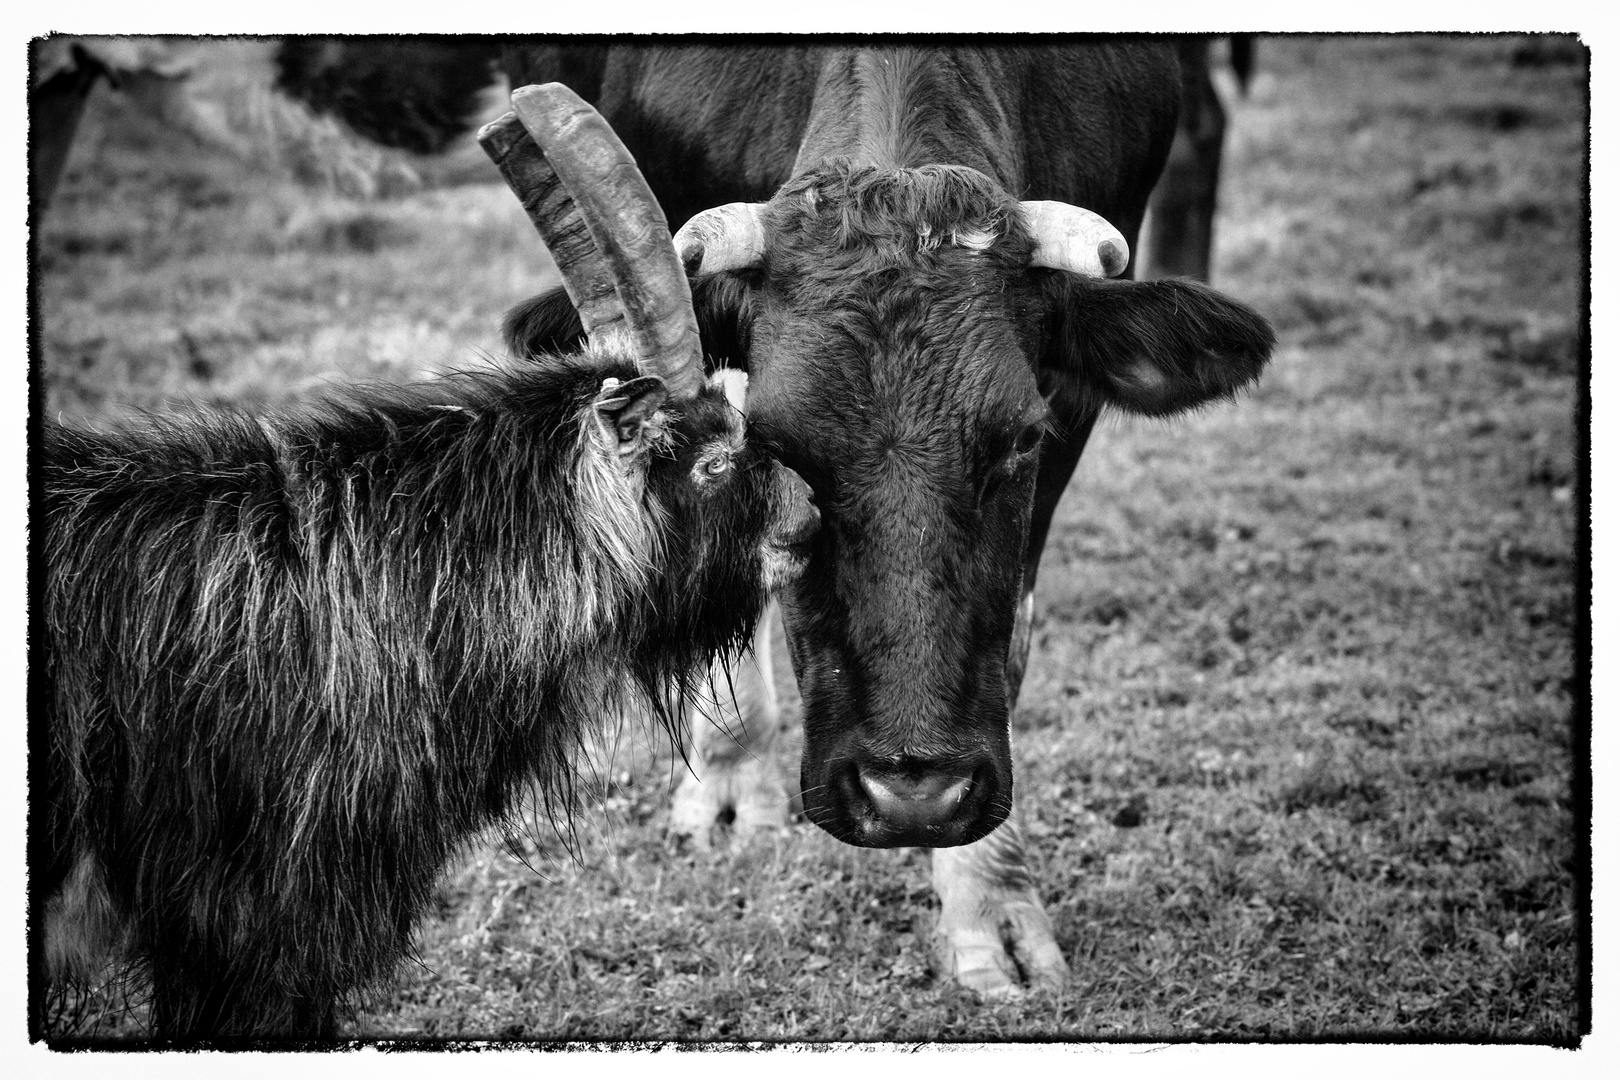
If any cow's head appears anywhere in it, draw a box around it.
[507,161,1273,848]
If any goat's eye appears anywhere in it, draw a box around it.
[703,454,732,477]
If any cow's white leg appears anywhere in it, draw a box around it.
[1005,588,1037,709]
[930,813,1067,997]
[670,602,788,848]
[928,586,1065,996]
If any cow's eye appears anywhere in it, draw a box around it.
[1012,423,1044,456]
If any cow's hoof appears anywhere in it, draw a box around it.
[670,756,790,850]
[930,897,1068,998]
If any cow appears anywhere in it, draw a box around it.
[26,39,227,215]
[28,37,483,217]
[261,33,1252,279]
[1140,36,1258,283]
[273,37,503,155]
[31,85,816,1044]
[29,42,111,215]
[495,44,1275,998]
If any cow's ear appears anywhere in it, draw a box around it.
[691,272,757,370]
[1042,276,1274,417]
[504,287,585,359]
[592,375,668,458]
[505,274,756,370]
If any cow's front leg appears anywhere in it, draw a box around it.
[930,816,1067,997]
[927,587,1067,996]
[670,603,789,848]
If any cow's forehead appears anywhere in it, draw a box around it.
[763,160,1035,276]
[758,256,1041,413]
[747,292,1043,482]
[744,163,1047,475]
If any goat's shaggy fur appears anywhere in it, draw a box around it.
[34,342,796,1044]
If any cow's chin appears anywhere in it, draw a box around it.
[798,739,1013,849]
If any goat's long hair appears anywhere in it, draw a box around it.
[33,345,775,1043]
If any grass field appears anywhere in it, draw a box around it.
[33,35,1586,1045]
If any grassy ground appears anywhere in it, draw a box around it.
[33,35,1585,1045]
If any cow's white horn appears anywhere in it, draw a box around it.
[1020,201,1130,278]
[674,203,768,276]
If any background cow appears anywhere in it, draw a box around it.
[1139,35,1255,283]
[28,37,502,217]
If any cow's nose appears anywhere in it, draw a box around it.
[854,758,978,838]
[858,763,971,826]
[808,748,1008,847]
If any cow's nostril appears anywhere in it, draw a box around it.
[811,751,1007,848]
[856,761,973,830]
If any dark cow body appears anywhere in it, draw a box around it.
[274,37,502,155]
[506,45,1176,252]
[499,44,1272,996]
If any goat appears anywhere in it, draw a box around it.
[31,83,816,1045]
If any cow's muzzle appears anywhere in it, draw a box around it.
[808,751,1007,848]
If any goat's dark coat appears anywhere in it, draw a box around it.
[35,346,798,1043]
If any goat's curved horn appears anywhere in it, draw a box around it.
[478,83,702,401]
[673,203,768,277]
[1019,201,1131,279]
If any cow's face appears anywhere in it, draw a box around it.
[735,167,1052,847]
[735,164,1272,848]
[502,163,1273,850]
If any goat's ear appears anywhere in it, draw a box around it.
[1042,276,1274,417]
[504,286,585,359]
[592,375,668,457]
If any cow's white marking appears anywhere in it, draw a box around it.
[711,368,749,416]
[950,226,996,251]
[1125,359,1168,393]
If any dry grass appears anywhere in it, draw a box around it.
[32,35,1585,1046]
